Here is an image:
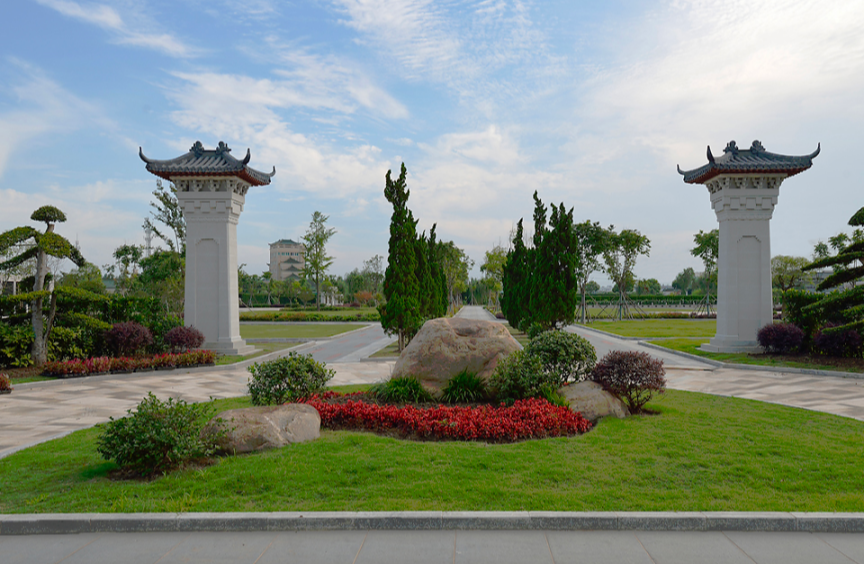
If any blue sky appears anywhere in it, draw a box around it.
[1,0,862,286]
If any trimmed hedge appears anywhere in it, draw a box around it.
[41,350,216,377]
[757,323,804,354]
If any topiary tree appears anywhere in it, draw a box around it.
[0,206,86,365]
[526,329,597,387]
[802,205,864,335]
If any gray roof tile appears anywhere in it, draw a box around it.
[139,141,275,186]
[678,140,819,184]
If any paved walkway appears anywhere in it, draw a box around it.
[5,529,864,564]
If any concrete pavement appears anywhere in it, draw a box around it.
[4,528,864,563]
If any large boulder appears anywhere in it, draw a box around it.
[558,381,628,421]
[391,317,521,395]
[202,404,320,455]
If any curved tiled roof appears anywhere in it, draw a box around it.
[677,140,819,184]
[139,141,275,186]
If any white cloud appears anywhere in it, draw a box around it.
[0,59,108,179]
[34,0,197,58]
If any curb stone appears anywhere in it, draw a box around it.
[2,512,864,535]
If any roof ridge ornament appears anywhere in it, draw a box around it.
[750,140,765,153]
[723,140,738,154]
[216,141,231,155]
[190,141,205,157]
[706,145,715,163]
[241,148,251,165]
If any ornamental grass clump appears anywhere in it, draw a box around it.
[96,392,224,476]
[590,350,666,414]
[440,369,488,404]
[370,376,434,404]
[526,329,597,386]
[757,322,804,354]
[247,352,334,406]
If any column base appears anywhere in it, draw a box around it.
[700,337,762,354]
[204,338,258,357]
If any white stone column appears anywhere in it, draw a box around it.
[700,175,785,353]
[176,177,255,356]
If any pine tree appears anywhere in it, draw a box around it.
[534,203,578,328]
[802,205,864,333]
[379,163,421,351]
[0,206,87,365]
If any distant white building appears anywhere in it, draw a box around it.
[269,239,306,282]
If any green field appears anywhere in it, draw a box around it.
[2,388,862,513]
[579,319,716,338]
[650,338,864,374]
[239,324,364,339]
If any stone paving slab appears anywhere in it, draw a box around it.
[4,529,863,564]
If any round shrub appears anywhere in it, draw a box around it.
[165,325,205,352]
[104,321,153,357]
[370,376,434,403]
[526,330,597,387]
[757,322,804,354]
[247,352,334,406]
[96,392,223,475]
[813,324,863,358]
[441,369,488,403]
[590,350,666,414]
[525,322,545,340]
[490,349,552,402]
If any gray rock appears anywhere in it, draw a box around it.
[391,317,521,395]
[558,381,628,421]
[203,404,320,454]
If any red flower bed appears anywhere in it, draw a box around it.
[41,350,217,377]
[298,392,592,442]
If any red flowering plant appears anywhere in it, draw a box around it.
[0,373,12,392]
[297,392,591,442]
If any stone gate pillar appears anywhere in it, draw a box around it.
[678,140,819,353]
[140,141,275,355]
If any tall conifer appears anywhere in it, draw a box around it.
[428,224,448,317]
[379,163,421,351]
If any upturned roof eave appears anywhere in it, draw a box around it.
[681,165,813,184]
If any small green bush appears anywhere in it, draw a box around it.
[539,384,569,408]
[96,392,222,475]
[490,349,552,402]
[370,376,434,403]
[247,352,334,406]
[526,329,597,386]
[441,369,488,403]
[526,322,545,340]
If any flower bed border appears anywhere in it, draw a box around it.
[41,350,217,378]
[298,392,592,443]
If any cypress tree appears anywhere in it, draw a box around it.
[527,191,547,327]
[379,163,421,351]
[503,219,529,330]
[535,203,578,328]
[415,228,433,319]
[428,224,448,317]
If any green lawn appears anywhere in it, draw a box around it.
[239,324,364,339]
[579,319,716,338]
[214,343,295,366]
[277,307,379,317]
[369,341,400,358]
[3,389,863,513]
[651,338,864,374]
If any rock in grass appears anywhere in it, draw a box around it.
[558,381,628,421]
[203,404,320,455]
[391,317,521,395]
